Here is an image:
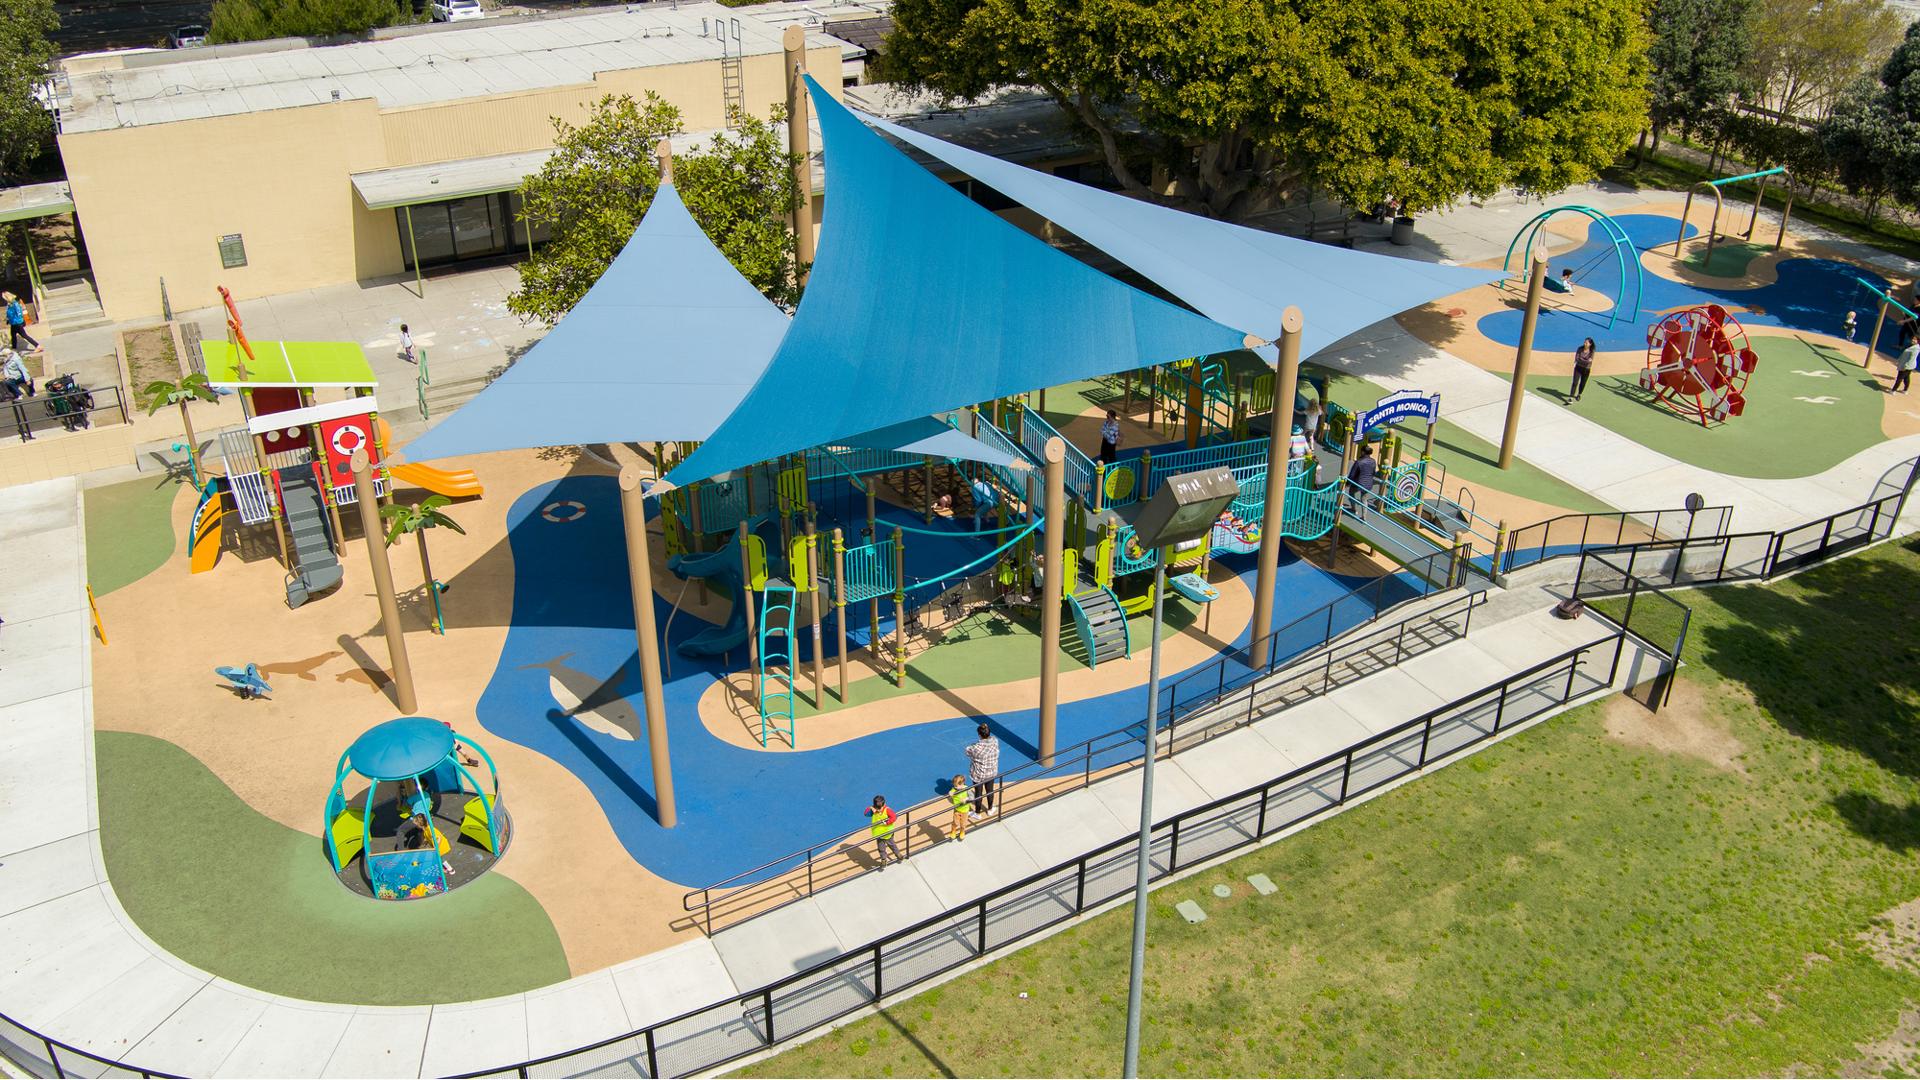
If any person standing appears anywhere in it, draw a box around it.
[0,348,31,399]
[964,722,1000,818]
[1569,337,1596,403]
[1844,310,1859,343]
[1895,341,1918,394]
[3,293,37,353]
[947,775,972,841]
[399,324,416,363]
[864,795,904,868]
[1097,409,1121,464]
[1346,443,1378,511]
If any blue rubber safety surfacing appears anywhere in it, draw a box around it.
[1476,213,1902,358]
[470,475,1412,887]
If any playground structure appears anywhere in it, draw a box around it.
[1502,205,1645,328]
[1851,276,1920,369]
[321,716,510,900]
[1672,166,1795,264]
[1641,304,1758,426]
[186,288,484,606]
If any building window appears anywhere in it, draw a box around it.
[397,191,550,272]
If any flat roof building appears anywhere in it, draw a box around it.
[52,1,854,319]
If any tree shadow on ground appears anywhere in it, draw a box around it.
[1689,540,1920,848]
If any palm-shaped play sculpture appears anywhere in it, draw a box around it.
[144,372,219,481]
[381,494,465,634]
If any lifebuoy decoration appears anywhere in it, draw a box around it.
[320,413,379,487]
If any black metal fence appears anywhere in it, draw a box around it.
[1502,504,1734,572]
[461,630,1630,1080]
[0,383,128,442]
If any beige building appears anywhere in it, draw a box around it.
[50,2,859,320]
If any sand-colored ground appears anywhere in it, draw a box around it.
[1394,201,1920,440]
[91,447,707,974]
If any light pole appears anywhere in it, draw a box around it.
[1121,467,1240,1077]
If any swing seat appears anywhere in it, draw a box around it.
[1543,276,1573,294]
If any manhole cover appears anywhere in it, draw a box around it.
[1175,900,1207,924]
[1211,884,1232,899]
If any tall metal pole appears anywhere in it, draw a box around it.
[619,465,676,827]
[782,25,815,284]
[350,450,415,714]
[1122,557,1169,1077]
[1498,240,1548,470]
[1038,437,1066,766]
[1250,315,1301,668]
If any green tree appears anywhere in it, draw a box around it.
[210,0,414,44]
[1817,22,1920,221]
[508,94,800,325]
[1640,0,1755,166]
[142,372,218,481]
[881,0,1647,219]
[0,0,57,183]
[1746,0,1902,119]
[380,494,464,633]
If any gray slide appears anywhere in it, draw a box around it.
[278,466,343,608]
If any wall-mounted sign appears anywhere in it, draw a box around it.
[218,233,247,269]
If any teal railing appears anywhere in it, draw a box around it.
[1011,407,1097,503]
[840,539,896,604]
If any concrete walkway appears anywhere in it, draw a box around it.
[1315,318,1920,534]
[0,472,1639,1077]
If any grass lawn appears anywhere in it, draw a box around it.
[742,536,1920,1076]
[98,731,571,1004]
[1509,335,1887,480]
[1315,368,1615,512]
[84,476,182,596]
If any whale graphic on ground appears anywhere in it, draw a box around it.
[518,653,643,741]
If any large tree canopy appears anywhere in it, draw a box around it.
[1644,0,1753,142]
[508,93,801,325]
[882,0,1647,219]
[1817,21,1920,218]
[0,0,56,183]
[1746,0,1901,119]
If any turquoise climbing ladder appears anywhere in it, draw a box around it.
[1066,585,1130,669]
[757,583,798,748]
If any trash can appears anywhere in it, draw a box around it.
[1391,215,1416,246]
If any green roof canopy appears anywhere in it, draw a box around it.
[200,340,378,389]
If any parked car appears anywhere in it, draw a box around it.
[167,24,208,47]
[430,0,484,21]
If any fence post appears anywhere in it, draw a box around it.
[1256,782,1270,837]
[763,989,776,1043]
[1492,682,1510,734]
[1338,750,1354,802]
[977,900,988,954]
[1169,817,1181,870]
[873,945,884,1000]
[1076,858,1087,911]
[1418,715,1433,766]
[644,1028,659,1078]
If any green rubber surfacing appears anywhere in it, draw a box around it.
[97,731,570,1005]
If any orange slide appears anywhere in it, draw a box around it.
[389,462,485,500]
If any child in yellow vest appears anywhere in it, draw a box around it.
[949,775,971,841]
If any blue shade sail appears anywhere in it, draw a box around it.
[858,110,1505,359]
[664,77,1252,487]
[397,183,791,463]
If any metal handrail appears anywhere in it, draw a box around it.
[1502,504,1735,572]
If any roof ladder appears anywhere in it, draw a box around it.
[720,18,746,127]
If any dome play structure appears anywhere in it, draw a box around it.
[1640,304,1758,426]
[322,717,511,900]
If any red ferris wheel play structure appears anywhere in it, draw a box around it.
[1640,304,1758,426]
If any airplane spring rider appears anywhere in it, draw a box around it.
[1640,304,1758,426]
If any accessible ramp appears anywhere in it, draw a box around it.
[277,465,342,608]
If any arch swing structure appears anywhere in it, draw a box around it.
[1501,205,1644,329]
[1671,166,1795,264]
